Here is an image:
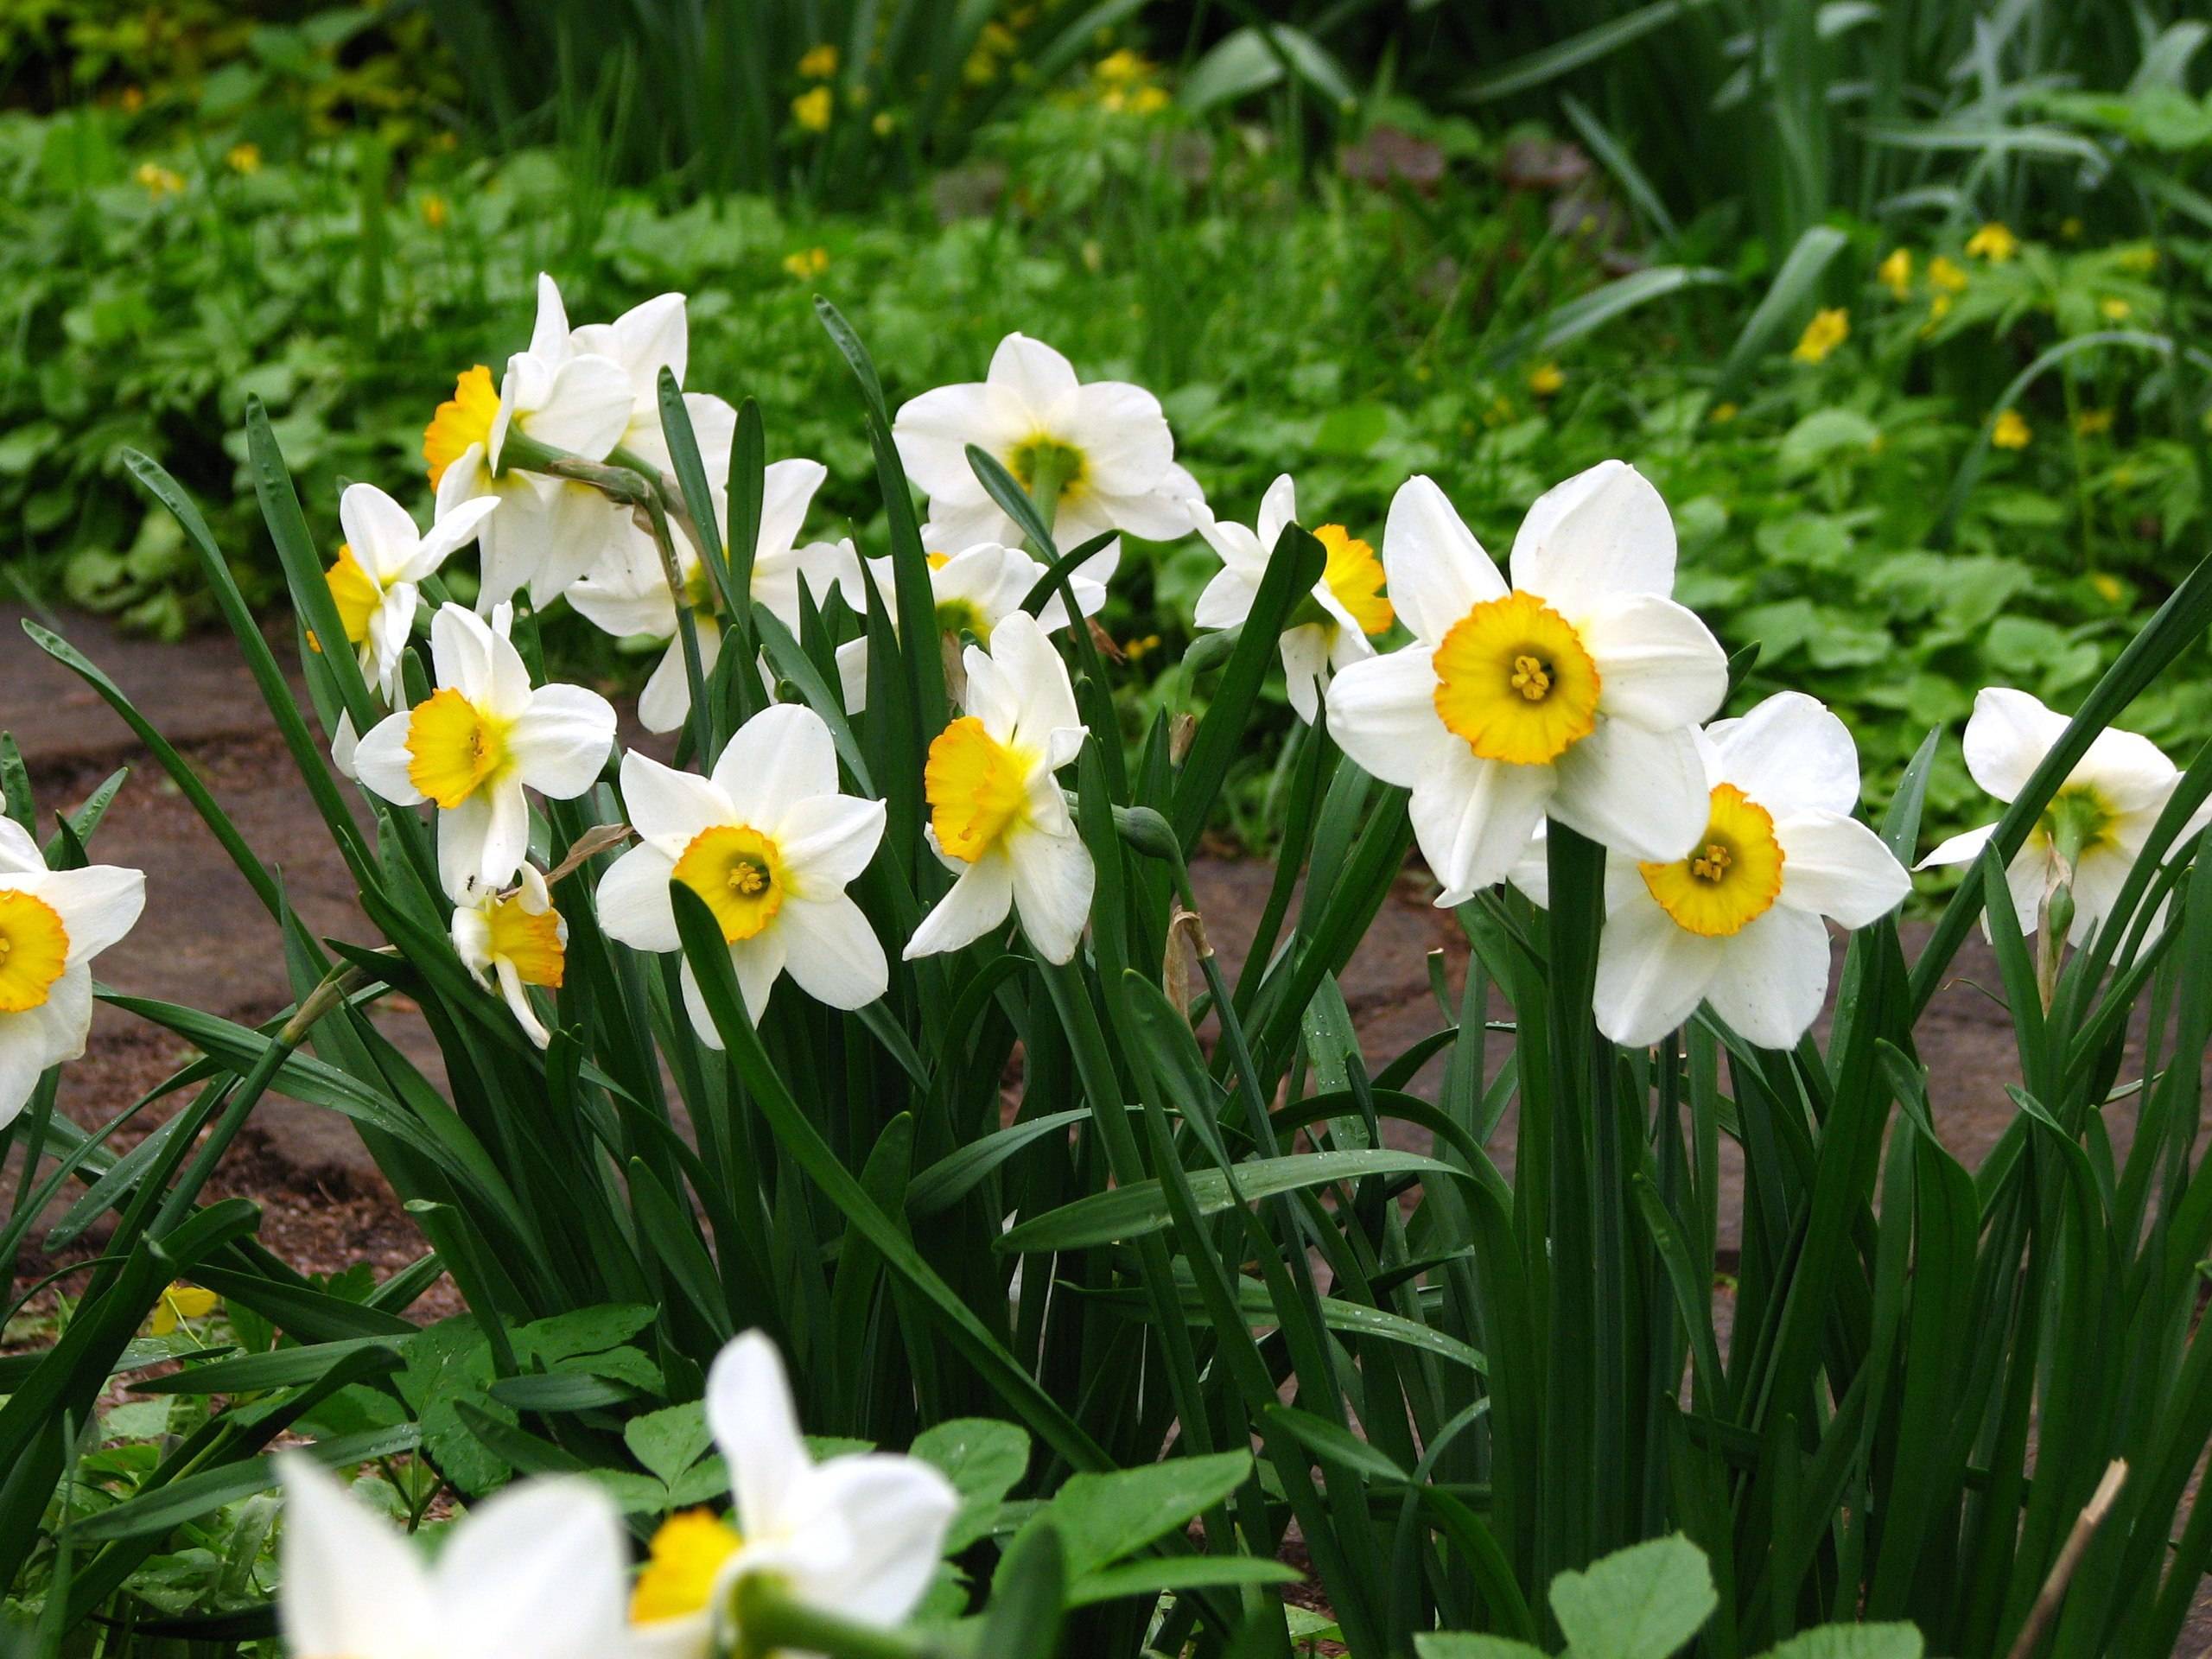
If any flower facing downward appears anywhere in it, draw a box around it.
[891,333,1202,555]
[626,1332,958,1657]
[452,865,567,1049]
[351,605,618,900]
[595,703,887,1038]
[1325,464,1729,904]
[321,483,499,700]
[1917,688,2205,948]
[1193,475,1393,723]
[0,818,144,1129]
[1516,693,1910,1047]
[276,1457,630,1659]
[905,613,1095,965]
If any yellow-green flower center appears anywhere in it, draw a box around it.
[674,824,787,943]
[1639,784,1786,938]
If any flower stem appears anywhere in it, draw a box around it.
[730,1578,941,1659]
[1025,448,1071,542]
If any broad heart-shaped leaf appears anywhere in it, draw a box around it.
[512,1304,658,1364]
[624,1401,714,1484]
[1550,1535,1716,1659]
[1756,1626,1923,1659]
[1023,1450,1251,1580]
[912,1418,1031,1553]
[1415,1636,1548,1659]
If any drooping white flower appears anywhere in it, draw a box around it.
[1514,693,1910,1048]
[832,537,1111,713]
[351,604,618,900]
[321,483,499,700]
[1192,474,1394,723]
[1917,687,2206,945]
[625,1331,958,1657]
[569,459,848,734]
[424,274,636,612]
[891,332,1203,555]
[276,1456,630,1659]
[596,703,887,1037]
[904,611,1095,966]
[0,819,143,1128]
[1325,463,1729,904]
[452,864,567,1049]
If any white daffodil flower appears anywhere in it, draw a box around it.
[569,457,846,734]
[595,703,887,1036]
[0,819,143,1128]
[625,1331,958,1658]
[321,483,499,700]
[832,537,1111,713]
[1514,693,1910,1048]
[904,611,1095,965]
[1917,687,2207,945]
[891,332,1203,556]
[452,864,567,1049]
[1193,474,1394,723]
[352,604,618,901]
[563,288,739,474]
[1325,463,1729,904]
[276,1456,631,1659]
[424,273,636,612]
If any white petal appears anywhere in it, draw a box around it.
[0,819,45,875]
[779,1456,959,1626]
[1068,380,1173,496]
[528,484,631,608]
[777,893,889,1009]
[1085,483,1196,541]
[1192,566,1261,631]
[528,273,573,359]
[595,843,681,953]
[620,751,734,855]
[2076,724,2182,815]
[1703,904,1833,1049]
[410,493,499,579]
[1592,889,1723,1046]
[1707,691,1861,818]
[0,969,91,1129]
[523,353,634,462]
[835,637,874,715]
[367,585,417,701]
[989,333,1081,422]
[892,383,1009,502]
[339,483,423,582]
[1008,826,1095,964]
[637,639,695,734]
[1509,460,1676,609]
[1256,474,1299,550]
[1917,822,1997,871]
[351,710,424,805]
[330,709,360,781]
[731,930,789,1022]
[1774,811,1910,928]
[755,459,829,563]
[1549,719,1711,864]
[904,849,1015,958]
[715,703,839,825]
[1325,645,1457,790]
[773,794,887,893]
[507,684,616,799]
[41,865,145,967]
[1278,624,1331,725]
[277,1457,433,1659]
[437,785,523,900]
[1579,593,1727,733]
[436,1478,628,1658]
[570,560,680,639]
[1962,688,2070,803]
[2067,842,2138,944]
[1382,475,1508,645]
[707,1331,813,1540]
[1408,748,1554,904]
[992,613,1082,758]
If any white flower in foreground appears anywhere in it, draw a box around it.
[1917,687,2205,944]
[276,1455,630,1659]
[352,605,618,900]
[563,288,738,474]
[892,332,1202,554]
[905,611,1095,965]
[596,703,887,1037]
[1515,693,1910,1048]
[321,483,499,700]
[1193,474,1393,723]
[1325,463,1728,903]
[452,865,567,1049]
[626,1331,958,1657]
[832,537,1111,713]
[0,819,143,1128]
[425,273,636,611]
[569,458,845,734]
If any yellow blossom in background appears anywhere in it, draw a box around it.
[1130,85,1169,113]
[1923,294,1954,332]
[225,143,260,175]
[1527,362,1564,397]
[1482,393,1515,427]
[1929,256,1968,293]
[1992,409,2031,449]
[792,86,834,132]
[2075,409,2113,437]
[2099,296,2132,321]
[2091,572,2124,602]
[1124,633,1161,660]
[872,111,895,137]
[119,86,144,113]
[147,1284,219,1336]
[1709,402,1738,424]
[798,42,840,78]
[1096,48,1151,84]
[2061,217,2083,240]
[135,162,185,198]
[2118,245,2158,275]
[422,193,449,229]
[782,246,830,280]
[1966,222,2018,264]
[1877,248,1911,299]
[1792,308,1849,364]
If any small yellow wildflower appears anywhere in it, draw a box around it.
[1992,409,2031,450]
[792,86,834,132]
[1124,633,1161,661]
[781,246,830,280]
[2091,572,2124,603]
[422,193,449,230]
[135,162,185,199]
[1527,362,1565,397]
[1929,256,1968,294]
[2061,217,2083,240]
[2118,245,2158,275]
[2074,409,2113,437]
[1096,48,1151,84]
[1966,222,2018,264]
[2099,296,2132,321]
[148,1284,219,1336]
[872,111,895,137]
[1709,402,1738,425]
[1923,293,1955,332]
[225,143,261,175]
[1792,308,1849,364]
[119,86,145,113]
[1129,85,1169,114]
[1877,248,1912,300]
[798,42,840,78]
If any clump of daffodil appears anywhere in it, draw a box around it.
[452,865,566,1049]
[1325,463,1728,901]
[1193,475,1393,724]
[906,612,1096,965]
[792,85,834,132]
[1967,221,2019,264]
[1792,308,1849,364]
[1993,409,2031,450]
[321,483,498,700]
[0,818,144,1128]
[1878,248,1912,300]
